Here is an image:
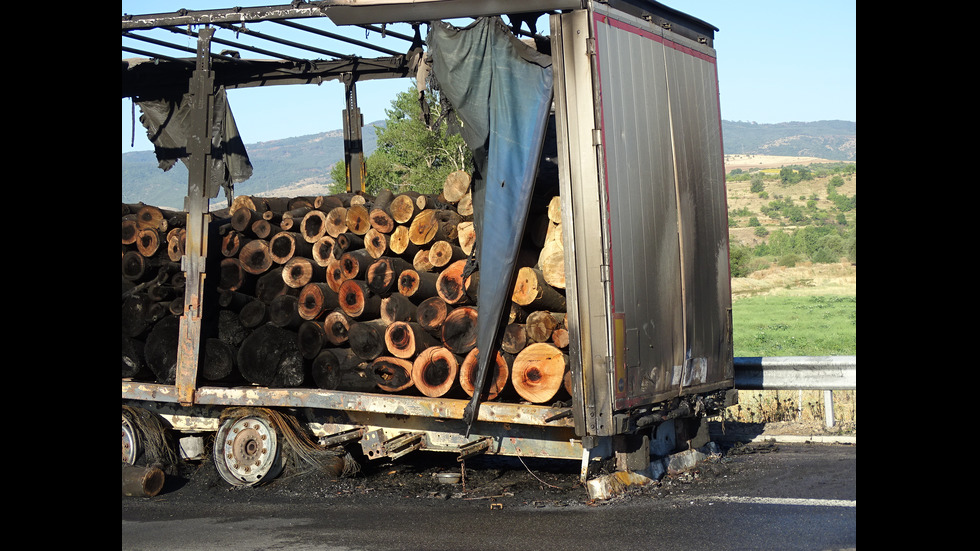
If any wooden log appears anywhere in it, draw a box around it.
[269,231,312,264]
[413,248,435,272]
[268,294,303,329]
[388,225,420,258]
[238,239,273,275]
[325,257,346,293]
[297,282,340,320]
[441,306,478,355]
[338,279,383,319]
[412,346,463,398]
[299,209,331,243]
[428,240,466,269]
[136,228,161,257]
[538,217,566,289]
[511,342,569,403]
[369,190,396,233]
[297,320,328,360]
[325,206,349,237]
[122,217,139,245]
[122,335,150,379]
[238,298,268,328]
[136,204,182,232]
[459,348,510,401]
[457,221,476,256]
[347,319,389,361]
[389,192,421,224]
[332,232,365,260]
[339,249,374,281]
[311,235,337,267]
[408,209,460,246]
[442,170,471,203]
[323,308,353,345]
[279,206,312,231]
[200,337,238,382]
[384,321,439,359]
[366,256,413,296]
[345,204,371,235]
[416,296,452,333]
[380,292,417,325]
[314,194,344,212]
[398,269,440,303]
[218,289,254,313]
[501,322,528,355]
[511,266,566,311]
[255,267,296,304]
[251,219,280,240]
[525,311,564,343]
[166,228,185,261]
[231,207,261,233]
[220,230,248,258]
[312,347,377,391]
[551,327,570,349]
[281,256,324,289]
[236,323,307,387]
[217,308,248,348]
[371,356,415,392]
[144,315,180,384]
[363,228,388,259]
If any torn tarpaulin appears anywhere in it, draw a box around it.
[427,17,554,429]
[137,86,252,201]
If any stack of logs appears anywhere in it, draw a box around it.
[122,170,573,405]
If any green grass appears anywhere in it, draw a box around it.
[732,295,856,357]
[726,294,856,429]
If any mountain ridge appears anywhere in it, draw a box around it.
[122,119,855,210]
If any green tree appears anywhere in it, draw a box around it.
[330,85,473,195]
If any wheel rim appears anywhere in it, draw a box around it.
[213,414,284,486]
[122,415,140,464]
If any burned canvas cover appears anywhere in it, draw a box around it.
[137,86,252,200]
[427,17,554,426]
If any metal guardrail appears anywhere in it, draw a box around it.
[734,356,856,391]
[733,356,855,428]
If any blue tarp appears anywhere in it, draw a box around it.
[427,17,554,428]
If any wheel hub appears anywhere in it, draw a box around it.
[214,415,283,486]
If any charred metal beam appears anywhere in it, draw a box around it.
[123,31,247,63]
[215,22,356,60]
[160,25,308,63]
[270,19,403,57]
[121,3,337,31]
[123,56,411,98]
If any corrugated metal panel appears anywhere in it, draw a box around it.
[591,7,731,410]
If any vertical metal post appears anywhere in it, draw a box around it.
[175,27,215,406]
[824,390,836,428]
[342,74,366,193]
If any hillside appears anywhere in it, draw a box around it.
[121,119,855,210]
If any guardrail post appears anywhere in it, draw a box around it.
[824,390,835,428]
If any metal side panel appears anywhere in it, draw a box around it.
[551,10,616,437]
[590,6,732,411]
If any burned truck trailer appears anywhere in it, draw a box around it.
[122,0,735,487]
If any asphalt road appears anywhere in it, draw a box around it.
[122,440,855,550]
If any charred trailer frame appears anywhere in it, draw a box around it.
[121,0,734,485]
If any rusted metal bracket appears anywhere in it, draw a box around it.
[359,430,425,460]
[319,427,366,448]
[457,437,492,462]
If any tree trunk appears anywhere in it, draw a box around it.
[384,321,439,359]
[441,306,478,355]
[312,347,377,391]
[338,279,382,319]
[299,209,331,243]
[389,193,420,224]
[459,348,510,401]
[501,323,528,355]
[200,337,238,382]
[297,282,339,320]
[525,311,564,343]
[323,308,353,345]
[239,239,273,274]
[397,269,439,302]
[428,240,466,269]
[416,296,452,333]
[347,319,390,361]
[371,356,415,392]
[297,320,328,360]
[511,267,566,312]
[511,342,569,403]
[269,294,303,329]
[412,346,463,398]
[269,231,312,264]
[282,256,325,289]
[236,323,307,387]
[380,293,417,325]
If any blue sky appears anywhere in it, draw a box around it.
[122,0,855,152]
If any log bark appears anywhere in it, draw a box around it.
[459,348,510,401]
[297,320,328,360]
[338,279,383,319]
[380,293,417,325]
[347,319,389,361]
[397,269,439,303]
[236,323,307,387]
[366,256,413,296]
[384,321,439,359]
[122,335,150,379]
[441,306,478,355]
[144,316,180,384]
[200,337,238,381]
[371,356,415,392]
[416,296,452,333]
[282,256,325,289]
[268,294,303,329]
[339,249,374,281]
[254,267,295,304]
[412,346,463,397]
[511,342,569,403]
[297,282,339,320]
[332,232,365,260]
[312,347,377,391]
[238,298,268,328]
[323,308,352,345]
[511,267,566,311]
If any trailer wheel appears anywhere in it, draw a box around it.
[213,412,285,487]
[122,413,141,464]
